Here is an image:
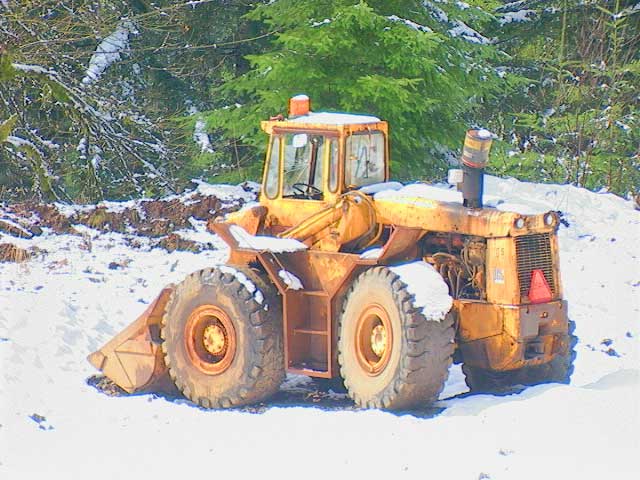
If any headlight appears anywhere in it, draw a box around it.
[514,217,525,229]
[544,212,556,227]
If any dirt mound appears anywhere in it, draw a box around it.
[71,193,236,238]
[11,203,72,235]
[0,182,257,256]
[0,243,30,263]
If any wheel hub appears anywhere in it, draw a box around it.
[184,305,236,375]
[203,324,227,356]
[355,304,393,376]
[370,324,387,358]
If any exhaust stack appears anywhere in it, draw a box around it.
[289,94,310,117]
[458,129,493,209]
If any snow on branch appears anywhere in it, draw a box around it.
[185,0,212,7]
[187,106,214,153]
[7,59,170,193]
[12,63,55,75]
[496,1,529,12]
[194,119,213,153]
[423,1,449,23]
[82,21,138,85]
[311,18,331,27]
[448,20,490,45]
[423,1,491,45]
[613,2,640,20]
[387,15,433,33]
[6,135,40,154]
[498,10,536,25]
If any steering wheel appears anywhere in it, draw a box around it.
[292,183,322,198]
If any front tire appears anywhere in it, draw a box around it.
[161,266,284,408]
[338,266,455,410]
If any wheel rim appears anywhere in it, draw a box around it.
[185,305,236,375]
[354,304,393,376]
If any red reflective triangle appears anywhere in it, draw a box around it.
[529,269,552,304]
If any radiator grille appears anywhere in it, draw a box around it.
[515,233,556,299]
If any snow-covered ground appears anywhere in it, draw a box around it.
[1,177,638,479]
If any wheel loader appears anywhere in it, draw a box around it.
[88,95,575,410]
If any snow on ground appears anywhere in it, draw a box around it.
[1,176,638,479]
[188,179,258,203]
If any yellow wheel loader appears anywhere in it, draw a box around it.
[88,95,575,410]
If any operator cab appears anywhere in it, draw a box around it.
[260,96,389,206]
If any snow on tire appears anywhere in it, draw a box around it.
[160,266,284,408]
[338,264,455,410]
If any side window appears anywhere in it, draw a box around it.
[345,131,386,188]
[264,136,280,199]
[328,139,339,192]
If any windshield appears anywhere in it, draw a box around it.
[282,133,325,199]
[345,131,385,188]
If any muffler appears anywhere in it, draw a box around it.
[449,129,493,209]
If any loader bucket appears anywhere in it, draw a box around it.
[87,286,177,394]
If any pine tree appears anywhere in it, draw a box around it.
[0,1,256,201]
[204,0,506,182]
[488,0,640,196]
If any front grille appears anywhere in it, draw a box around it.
[515,233,556,299]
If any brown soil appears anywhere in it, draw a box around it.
[158,233,201,253]
[0,184,255,255]
[10,202,74,234]
[0,243,30,263]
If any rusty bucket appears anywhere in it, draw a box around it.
[87,286,177,394]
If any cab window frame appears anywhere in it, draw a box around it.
[270,128,339,201]
[327,137,340,194]
[344,130,387,189]
[263,135,282,200]
[282,132,324,199]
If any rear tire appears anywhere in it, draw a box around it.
[338,266,455,410]
[161,266,284,408]
[463,320,577,393]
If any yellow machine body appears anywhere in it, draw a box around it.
[89,107,569,393]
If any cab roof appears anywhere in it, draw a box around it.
[289,112,381,125]
[261,111,388,135]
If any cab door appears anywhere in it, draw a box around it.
[261,131,340,232]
